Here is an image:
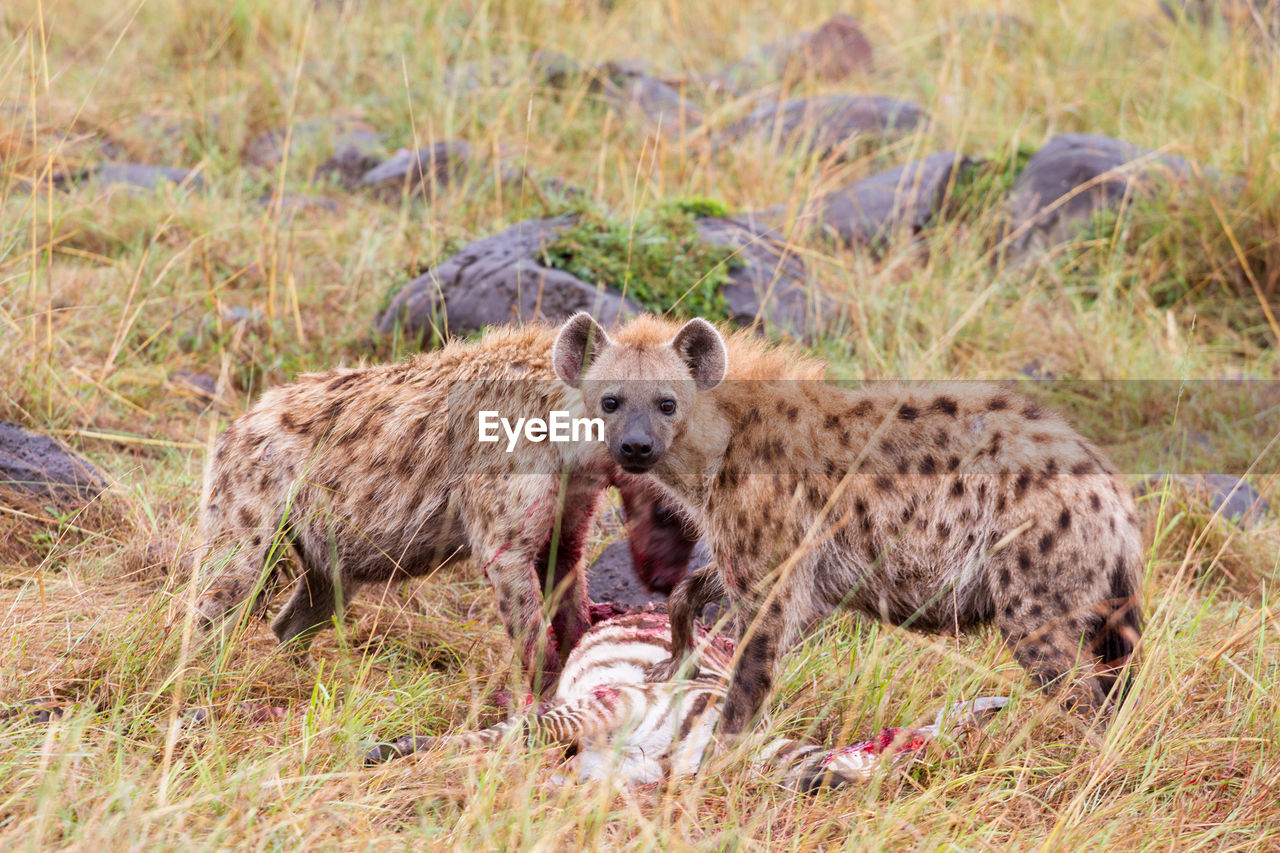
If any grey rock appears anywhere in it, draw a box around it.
[587,540,669,609]
[714,14,875,95]
[694,216,813,336]
[88,163,202,191]
[220,306,266,328]
[800,151,976,247]
[0,421,107,505]
[244,118,386,173]
[377,217,641,343]
[1004,133,1194,262]
[318,136,388,188]
[594,63,703,137]
[359,141,474,201]
[716,94,926,159]
[1145,473,1272,527]
[167,370,218,410]
[257,192,341,214]
[0,697,65,724]
[762,13,875,82]
[531,49,584,88]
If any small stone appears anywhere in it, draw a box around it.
[0,422,107,506]
[717,94,926,160]
[593,63,703,137]
[0,697,65,724]
[181,707,212,727]
[87,163,202,191]
[531,49,583,88]
[1143,473,1272,527]
[220,306,266,329]
[167,370,218,409]
[244,118,385,173]
[359,141,474,201]
[771,13,875,81]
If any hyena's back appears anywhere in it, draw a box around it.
[808,384,1145,634]
[681,380,1144,726]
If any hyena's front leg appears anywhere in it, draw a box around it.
[717,572,819,737]
[614,473,700,593]
[465,483,563,695]
[193,511,292,635]
[270,530,342,650]
[544,481,606,665]
[646,563,724,682]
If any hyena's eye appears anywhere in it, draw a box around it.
[601,396,619,413]
[659,399,676,415]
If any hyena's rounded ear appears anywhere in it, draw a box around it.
[553,312,613,388]
[670,318,728,391]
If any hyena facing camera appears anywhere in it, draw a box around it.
[552,313,1144,734]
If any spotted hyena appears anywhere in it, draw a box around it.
[552,313,1144,734]
[193,321,708,691]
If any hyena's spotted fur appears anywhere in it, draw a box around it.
[194,322,705,690]
[366,608,1007,790]
[553,314,1144,735]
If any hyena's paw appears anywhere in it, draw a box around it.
[644,655,699,683]
[363,735,434,766]
[192,591,234,630]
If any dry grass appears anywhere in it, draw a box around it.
[2,0,1279,849]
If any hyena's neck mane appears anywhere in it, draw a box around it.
[650,330,825,518]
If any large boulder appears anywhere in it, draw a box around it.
[376,217,641,343]
[0,422,107,506]
[694,216,813,336]
[1003,133,1194,262]
[716,94,925,159]
[798,151,976,246]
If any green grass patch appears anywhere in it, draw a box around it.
[538,198,739,319]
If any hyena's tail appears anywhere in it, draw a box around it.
[1091,554,1143,707]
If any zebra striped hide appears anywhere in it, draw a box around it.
[366,608,1008,789]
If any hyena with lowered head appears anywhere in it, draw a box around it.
[193,321,703,691]
[551,313,1144,735]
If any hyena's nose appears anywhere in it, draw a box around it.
[620,435,653,461]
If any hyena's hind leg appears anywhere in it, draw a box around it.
[992,549,1141,718]
[269,531,344,650]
